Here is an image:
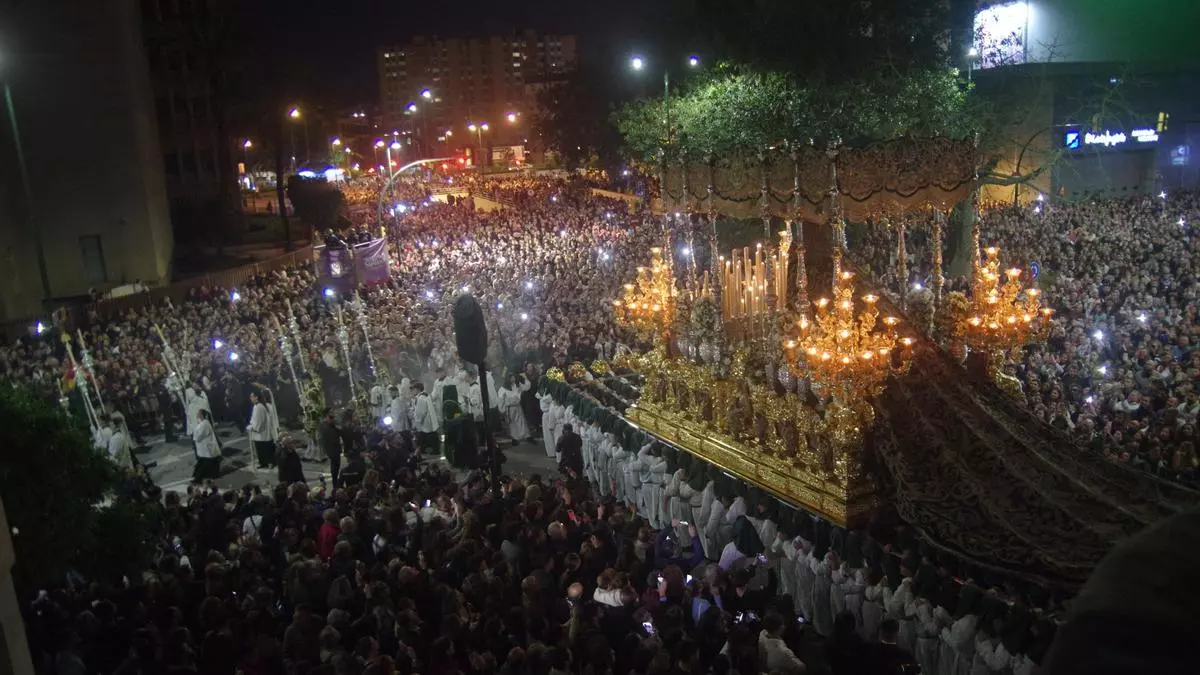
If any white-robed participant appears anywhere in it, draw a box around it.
[191,409,221,481]
[388,385,408,433]
[107,413,133,470]
[538,393,557,458]
[93,414,115,452]
[369,381,389,424]
[498,375,530,442]
[184,384,210,436]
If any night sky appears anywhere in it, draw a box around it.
[240,0,677,109]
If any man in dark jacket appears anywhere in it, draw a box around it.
[317,408,342,486]
[556,423,584,479]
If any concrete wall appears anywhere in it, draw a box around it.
[0,500,34,675]
[0,0,174,321]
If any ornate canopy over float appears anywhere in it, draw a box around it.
[545,138,1197,587]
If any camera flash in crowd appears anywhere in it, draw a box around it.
[213,339,223,349]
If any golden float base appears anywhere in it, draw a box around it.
[625,404,876,527]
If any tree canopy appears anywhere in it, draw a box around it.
[0,383,157,592]
[614,65,977,161]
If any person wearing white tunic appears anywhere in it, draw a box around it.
[938,605,978,675]
[773,533,798,604]
[696,478,716,545]
[185,385,210,436]
[913,599,942,675]
[971,630,1009,675]
[498,380,529,442]
[862,571,886,642]
[702,495,727,559]
[538,393,557,458]
[610,440,631,503]
[624,442,650,511]
[889,575,918,654]
[389,387,410,433]
[595,433,615,497]
[809,551,834,636]
[794,538,816,622]
[93,416,115,452]
[430,370,447,429]
[639,447,668,528]
[369,382,388,424]
[107,414,134,470]
[191,409,222,481]
[844,567,867,630]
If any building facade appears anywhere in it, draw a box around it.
[0,0,174,323]
[140,0,242,242]
[973,0,1200,203]
[377,32,577,157]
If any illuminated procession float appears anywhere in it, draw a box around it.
[538,138,1194,587]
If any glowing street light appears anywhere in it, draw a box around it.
[390,141,401,150]
[467,123,477,132]
[331,138,342,147]
[420,88,432,100]
[967,46,979,58]
[213,339,223,349]
[243,139,252,149]
[406,102,418,113]
[229,352,239,362]
[323,287,336,298]
[506,112,518,123]
[631,56,645,70]
[288,107,301,119]
[480,122,489,131]
[374,140,385,148]
[688,55,700,67]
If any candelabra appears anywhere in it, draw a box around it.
[286,299,309,374]
[334,303,357,404]
[957,246,1052,353]
[273,315,306,417]
[614,247,677,343]
[786,271,913,406]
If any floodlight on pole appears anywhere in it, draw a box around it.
[407,102,418,113]
[243,139,252,149]
[375,140,385,148]
[506,112,518,123]
[688,55,700,67]
[331,138,341,146]
[288,107,301,119]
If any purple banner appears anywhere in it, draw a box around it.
[316,238,390,291]
[354,238,390,286]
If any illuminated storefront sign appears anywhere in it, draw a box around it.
[1065,128,1160,149]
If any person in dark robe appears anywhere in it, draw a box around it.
[277,436,306,485]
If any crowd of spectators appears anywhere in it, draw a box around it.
[850,192,1200,486]
[12,167,1200,672]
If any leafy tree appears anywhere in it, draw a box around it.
[614,65,976,161]
[287,175,346,230]
[0,383,118,591]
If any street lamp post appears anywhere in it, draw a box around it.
[467,122,489,167]
[373,139,384,172]
[287,107,303,172]
[331,138,342,174]
[967,46,979,84]
[387,141,401,178]
[631,54,699,146]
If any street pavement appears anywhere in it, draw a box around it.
[137,423,557,496]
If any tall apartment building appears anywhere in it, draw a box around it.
[0,0,174,322]
[140,0,241,240]
[377,32,577,152]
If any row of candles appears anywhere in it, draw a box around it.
[719,243,790,321]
